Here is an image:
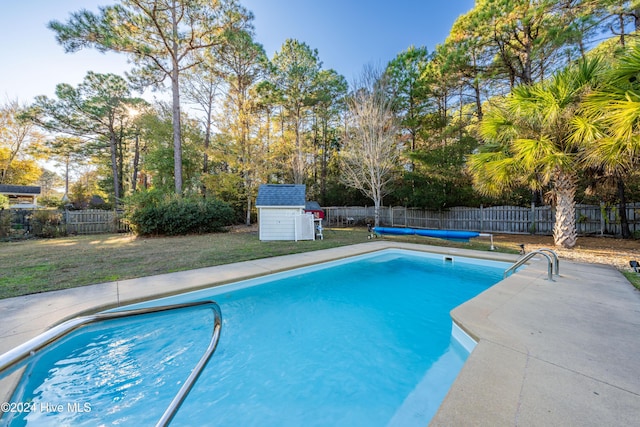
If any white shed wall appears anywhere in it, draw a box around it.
[258,207,303,241]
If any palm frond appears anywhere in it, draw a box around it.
[466,151,522,197]
[600,96,640,142]
[479,105,517,144]
[568,115,605,148]
[583,135,638,174]
[607,41,640,87]
[512,137,553,168]
[472,58,601,202]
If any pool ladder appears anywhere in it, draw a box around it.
[0,300,222,427]
[504,248,559,281]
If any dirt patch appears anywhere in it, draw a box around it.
[491,234,639,271]
[228,224,259,233]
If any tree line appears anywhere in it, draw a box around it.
[1,0,640,247]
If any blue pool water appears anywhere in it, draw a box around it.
[3,250,509,427]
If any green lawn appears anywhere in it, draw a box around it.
[0,228,369,299]
[622,271,640,291]
[5,228,636,300]
[0,227,506,300]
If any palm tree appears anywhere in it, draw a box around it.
[468,59,602,248]
[573,43,640,238]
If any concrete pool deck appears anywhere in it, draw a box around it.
[1,241,639,425]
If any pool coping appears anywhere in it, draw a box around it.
[1,240,639,425]
[432,249,640,426]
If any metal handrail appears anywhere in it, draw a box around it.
[536,248,560,275]
[156,302,222,427]
[504,250,556,281]
[0,300,222,427]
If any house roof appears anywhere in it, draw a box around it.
[0,185,41,195]
[256,184,306,207]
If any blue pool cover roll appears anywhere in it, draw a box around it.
[373,227,480,241]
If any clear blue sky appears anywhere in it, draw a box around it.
[0,0,474,102]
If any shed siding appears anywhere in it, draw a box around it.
[259,207,302,240]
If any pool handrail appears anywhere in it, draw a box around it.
[504,249,559,281]
[0,300,222,427]
[536,248,560,275]
[156,301,222,427]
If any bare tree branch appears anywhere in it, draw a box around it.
[340,65,400,227]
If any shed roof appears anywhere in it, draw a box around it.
[256,184,306,207]
[305,201,322,211]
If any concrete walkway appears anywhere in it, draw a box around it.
[1,241,639,425]
[432,252,640,426]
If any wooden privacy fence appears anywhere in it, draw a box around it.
[64,209,130,235]
[323,203,640,236]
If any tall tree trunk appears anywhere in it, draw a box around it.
[118,135,125,197]
[202,116,211,197]
[132,132,140,192]
[246,195,252,226]
[553,170,577,249]
[64,156,70,200]
[110,133,120,202]
[473,53,483,120]
[374,198,381,228]
[617,178,631,239]
[171,2,183,195]
[619,13,626,47]
[320,118,328,205]
[293,111,304,184]
[172,70,183,194]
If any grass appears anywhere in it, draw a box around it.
[0,227,508,300]
[3,226,636,299]
[622,271,640,291]
[0,228,371,299]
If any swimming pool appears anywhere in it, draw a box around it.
[1,249,510,426]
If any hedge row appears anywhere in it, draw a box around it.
[126,192,235,236]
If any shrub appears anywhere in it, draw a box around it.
[125,192,235,236]
[38,195,63,208]
[31,210,67,238]
[0,209,10,238]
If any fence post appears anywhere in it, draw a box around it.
[530,202,536,234]
[404,206,407,227]
[600,201,605,236]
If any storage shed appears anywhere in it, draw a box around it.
[256,184,314,241]
[0,185,41,207]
